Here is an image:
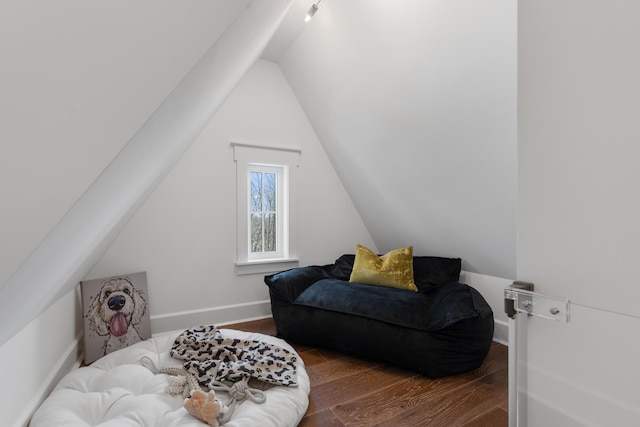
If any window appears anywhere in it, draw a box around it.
[248,164,282,260]
[233,142,300,275]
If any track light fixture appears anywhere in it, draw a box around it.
[305,0,322,22]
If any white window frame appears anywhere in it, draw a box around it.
[247,163,284,261]
[233,142,300,275]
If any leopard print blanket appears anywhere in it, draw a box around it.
[169,325,298,389]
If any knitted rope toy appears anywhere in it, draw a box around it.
[141,356,225,426]
[140,356,200,398]
[210,378,266,424]
[140,356,265,425]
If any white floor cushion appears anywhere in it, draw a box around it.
[30,329,310,427]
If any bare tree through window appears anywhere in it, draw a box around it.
[250,171,277,254]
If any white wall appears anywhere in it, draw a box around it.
[0,1,521,423]
[1,57,373,427]
[0,2,313,425]
[0,0,247,288]
[518,0,640,424]
[279,0,518,279]
[87,59,374,331]
[0,0,297,350]
[0,288,81,427]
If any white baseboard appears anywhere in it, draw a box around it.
[150,294,511,345]
[493,319,508,346]
[150,299,273,335]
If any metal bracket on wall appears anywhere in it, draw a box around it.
[504,281,570,323]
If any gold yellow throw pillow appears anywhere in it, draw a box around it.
[349,244,418,292]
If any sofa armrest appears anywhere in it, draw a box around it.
[264,265,332,304]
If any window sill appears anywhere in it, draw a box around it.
[235,258,299,276]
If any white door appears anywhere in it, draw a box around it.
[507,286,640,426]
[517,1,640,426]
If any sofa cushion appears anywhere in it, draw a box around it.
[294,279,484,332]
[333,254,462,292]
[349,244,418,292]
[412,256,462,292]
[265,265,333,303]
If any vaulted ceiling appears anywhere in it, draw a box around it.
[275,0,517,277]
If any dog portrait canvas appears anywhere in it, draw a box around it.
[81,272,151,364]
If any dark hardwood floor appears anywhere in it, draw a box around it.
[224,317,509,427]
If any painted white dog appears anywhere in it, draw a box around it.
[87,277,147,356]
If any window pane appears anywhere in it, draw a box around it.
[263,173,276,212]
[250,172,262,212]
[247,166,282,257]
[250,213,262,252]
[264,213,276,252]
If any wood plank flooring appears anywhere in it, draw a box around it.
[223,317,508,427]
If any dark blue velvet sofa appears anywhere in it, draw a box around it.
[264,254,494,377]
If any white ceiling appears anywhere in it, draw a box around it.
[261,0,317,62]
[277,0,518,278]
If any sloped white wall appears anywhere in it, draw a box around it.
[87,59,374,330]
[0,289,80,427]
[518,0,640,424]
[278,0,518,279]
[0,0,297,349]
[1,2,310,425]
[1,55,371,427]
[0,0,248,288]
[1,2,244,424]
